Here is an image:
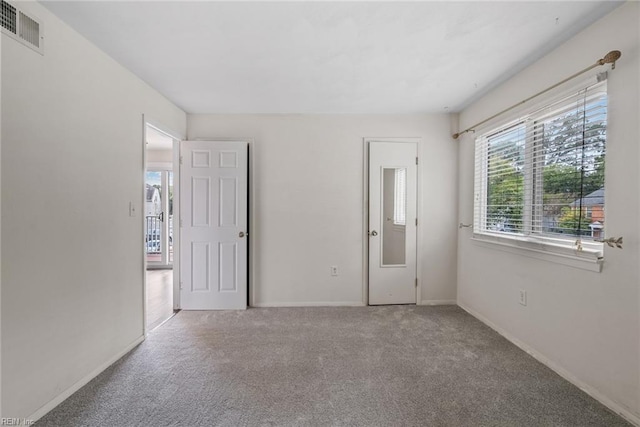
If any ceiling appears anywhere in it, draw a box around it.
[41,1,622,114]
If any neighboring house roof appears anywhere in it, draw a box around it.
[146,184,159,202]
[570,188,604,208]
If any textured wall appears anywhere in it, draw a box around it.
[1,1,186,418]
[188,114,459,307]
[457,2,640,422]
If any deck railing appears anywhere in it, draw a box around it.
[145,215,173,257]
[145,215,162,254]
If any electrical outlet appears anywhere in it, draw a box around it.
[330,266,338,276]
[519,289,527,306]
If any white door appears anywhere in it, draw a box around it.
[368,141,418,305]
[180,140,248,310]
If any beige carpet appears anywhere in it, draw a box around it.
[36,306,630,426]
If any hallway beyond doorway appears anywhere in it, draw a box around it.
[146,269,174,331]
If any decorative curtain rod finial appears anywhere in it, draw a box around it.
[453,129,474,139]
[596,236,623,249]
[599,50,622,69]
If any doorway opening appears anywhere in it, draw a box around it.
[145,123,179,330]
[145,169,173,268]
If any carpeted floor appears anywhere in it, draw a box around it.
[36,306,630,426]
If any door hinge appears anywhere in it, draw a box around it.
[179,218,183,227]
[415,218,418,226]
[416,157,418,165]
[179,156,183,165]
[180,281,183,290]
[415,278,418,287]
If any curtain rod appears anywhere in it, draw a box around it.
[452,50,622,140]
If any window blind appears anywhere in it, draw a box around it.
[474,79,607,244]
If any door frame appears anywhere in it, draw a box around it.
[362,137,423,306]
[142,116,184,336]
[187,137,255,308]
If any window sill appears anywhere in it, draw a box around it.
[471,233,603,272]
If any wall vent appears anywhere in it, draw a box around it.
[19,11,39,48]
[1,0,43,54]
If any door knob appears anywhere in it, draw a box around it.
[239,231,246,238]
[370,230,378,236]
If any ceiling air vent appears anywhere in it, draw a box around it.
[1,0,43,54]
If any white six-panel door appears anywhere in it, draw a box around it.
[180,140,248,310]
[369,141,418,305]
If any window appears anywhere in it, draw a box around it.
[473,79,607,267]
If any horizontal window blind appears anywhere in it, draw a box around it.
[474,79,607,244]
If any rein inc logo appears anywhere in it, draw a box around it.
[1,419,34,426]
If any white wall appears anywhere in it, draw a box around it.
[1,1,186,419]
[457,2,639,422]
[188,114,458,307]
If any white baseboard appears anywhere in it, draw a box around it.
[253,301,457,308]
[458,302,640,427]
[252,301,366,308]
[420,299,457,306]
[28,335,145,423]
